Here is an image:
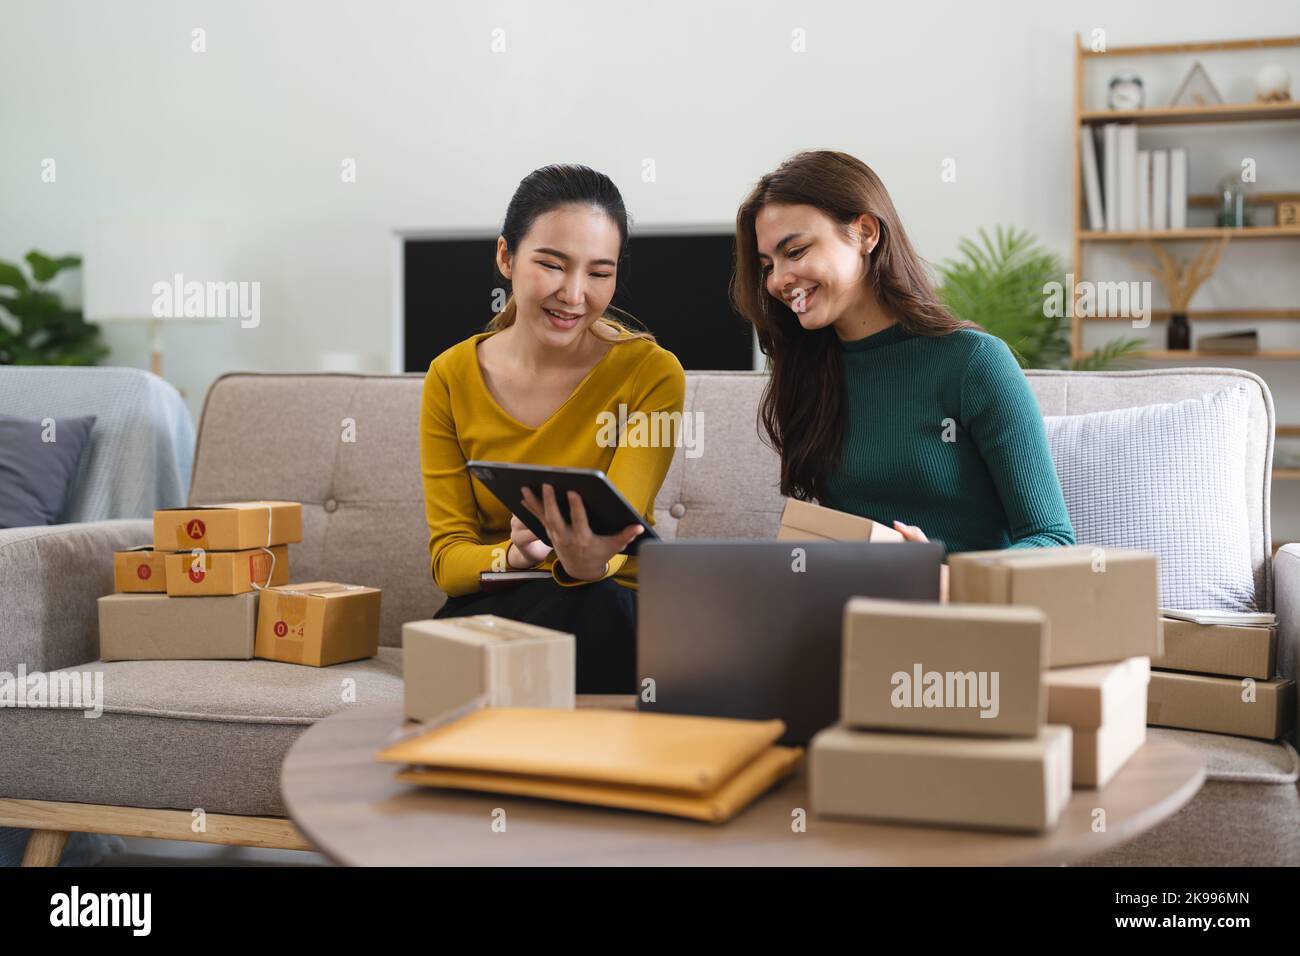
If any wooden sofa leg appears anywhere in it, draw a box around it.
[21,829,70,867]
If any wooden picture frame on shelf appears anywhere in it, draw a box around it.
[1169,61,1224,108]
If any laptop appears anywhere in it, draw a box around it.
[636,540,944,744]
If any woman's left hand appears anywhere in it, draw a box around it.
[892,520,929,543]
[521,483,644,581]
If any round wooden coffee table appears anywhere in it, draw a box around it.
[280,699,1204,866]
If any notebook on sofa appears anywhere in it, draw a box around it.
[1160,608,1276,627]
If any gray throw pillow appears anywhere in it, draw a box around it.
[0,414,97,528]
[1044,385,1255,612]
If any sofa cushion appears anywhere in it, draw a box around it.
[653,374,785,541]
[0,649,403,816]
[0,414,96,528]
[1151,726,1298,782]
[1023,368,1273,610]
[1045,384,1256,611]
[1080,728,1300,866]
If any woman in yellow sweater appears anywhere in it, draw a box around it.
[420,164,685,693]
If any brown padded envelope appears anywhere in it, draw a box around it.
[394,745,803,823]
[374,712,780,790]
[376,707,788,793]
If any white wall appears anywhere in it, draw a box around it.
[4,0,1300,530]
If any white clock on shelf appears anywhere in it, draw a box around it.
[1107,72,1145,110]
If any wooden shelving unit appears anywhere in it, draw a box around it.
[1072,33,1300,545]
[1080,350,1300,359]
[1089,309,1300,321]
[1080,100,1300,125]
[1081,225,1300,241]
[1070,33,1300,360]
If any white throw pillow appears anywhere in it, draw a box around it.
[1044,384,1256,612]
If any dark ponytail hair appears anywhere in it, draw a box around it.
[488,164,652,343]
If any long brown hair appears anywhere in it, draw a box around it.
[731,150,978,501]
[487,163,653,345]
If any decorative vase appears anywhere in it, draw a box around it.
[1167,312,1191,350]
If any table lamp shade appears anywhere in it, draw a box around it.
[83,218,232,322]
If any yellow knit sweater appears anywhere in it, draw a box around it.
[420,329,686,597]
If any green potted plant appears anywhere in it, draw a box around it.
[0,250,109,365]
[937,227,1145,370]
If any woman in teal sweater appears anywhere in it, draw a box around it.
[731,150,1075,553]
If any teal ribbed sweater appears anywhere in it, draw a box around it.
[820,322,1075,554]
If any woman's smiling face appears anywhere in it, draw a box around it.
[496,204,621,349]
[754,202,875,332]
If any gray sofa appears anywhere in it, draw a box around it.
[0,365,194,866]
[2,366,1297,865]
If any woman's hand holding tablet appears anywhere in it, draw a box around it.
[466,461,660,581]
[518,483,645,581]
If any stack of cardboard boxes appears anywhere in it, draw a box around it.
[778,498,1293,748]
[808,541,1162,832]
[99,501,381,667]
[811,598,1072,832]
[1148,610,1295,740]
[950,546,1160,789]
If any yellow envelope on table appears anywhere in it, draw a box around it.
[376,707,804,823]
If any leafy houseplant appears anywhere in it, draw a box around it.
[936,227,1145,371]
[0,251,109,365]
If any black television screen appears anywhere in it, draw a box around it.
[402,231,753,372]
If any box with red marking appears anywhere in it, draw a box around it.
[255,581,381,667]
[164,545,289,596]
[113,546,168,593]
[152,500,302,552]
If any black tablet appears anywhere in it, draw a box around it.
[465,460,660,556]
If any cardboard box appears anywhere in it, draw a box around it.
[810,723,1073,833]
[841,597,1047,737]
[1147,670,1296,740]
[1072,686,1147,788]
[113,546,168,593]
[255,581,381,667]
[164,545,289,596]
[1048,656,1149,787]
[947,544,1161,667]
[1153,617,1276,680]
[153,500,302,552]
[97,592,258,661]
[776,498,905,543]
[1047,656,1151,728]
[776,498,947,597]
[403,615,575,723]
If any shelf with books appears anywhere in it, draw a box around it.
[1071,32,1300,361]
